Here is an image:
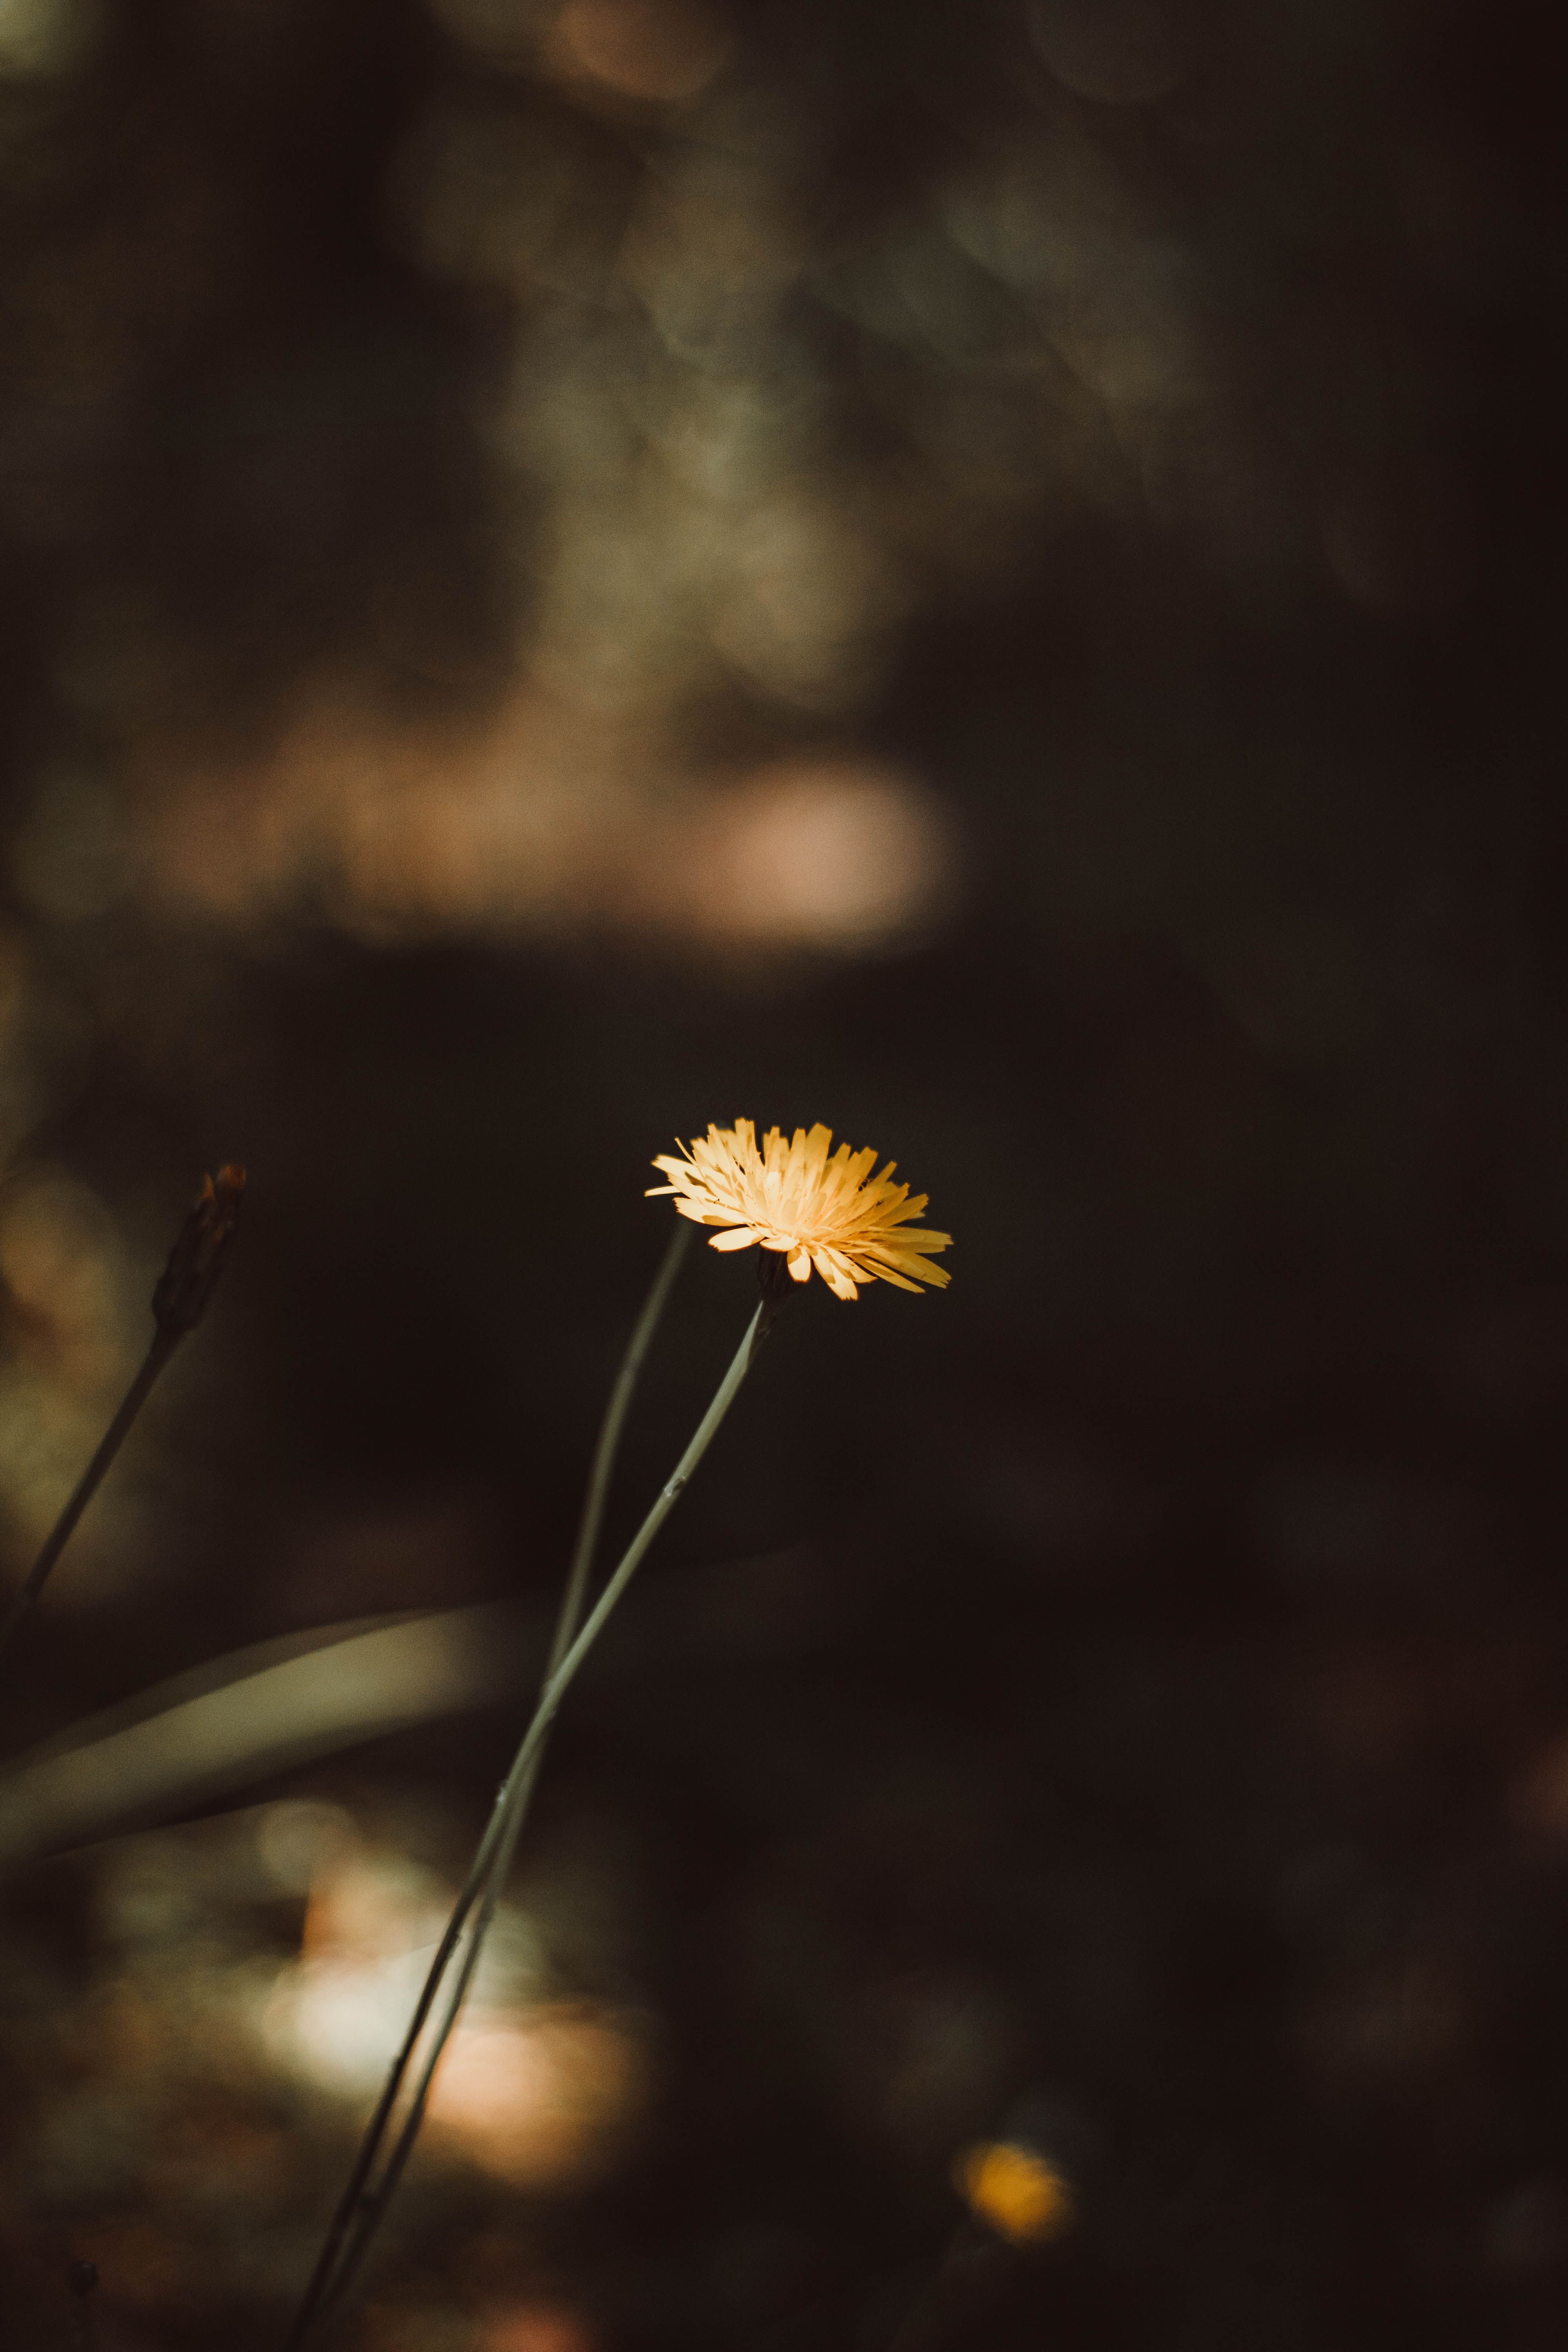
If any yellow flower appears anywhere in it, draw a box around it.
[647,1119,952,1301]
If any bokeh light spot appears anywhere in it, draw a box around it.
[672,759,956,951]
[0,0,100,78]
[956,2140,1074,2242]
[547,0,731,103]
[483,2306,594,2352]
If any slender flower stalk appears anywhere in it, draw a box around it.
[0,1167,244,1686]
[284,1225,700,2348]
[0,1334,178,1680]
[556,1225,693,1675]
[288,1118,945,2344]
[312,1296,772,2329]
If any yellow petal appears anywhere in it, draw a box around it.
[812,1250,858,1301]
[870,1264,924,1292]
[649,1119,951,1300]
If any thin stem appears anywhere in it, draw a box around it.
[0,1162,243,1691]
[554,1225,691,1682]
[282,1226,692,2352]
[299,1296,773,2339]
[0,1330,180,1682]
[318,1735,541,2309]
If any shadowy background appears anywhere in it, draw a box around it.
[2,0,1566,2345]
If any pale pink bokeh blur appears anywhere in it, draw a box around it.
[263,1837,651,2189]
[137,686,955,957]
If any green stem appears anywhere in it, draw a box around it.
[0,1330,180,1684]
[282,1227,691,2352]
[301,1293,772,2338]
[554,1225,691,1685]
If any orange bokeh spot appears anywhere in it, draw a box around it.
[956,2141,1074,2243]
[483,2305,593,2352]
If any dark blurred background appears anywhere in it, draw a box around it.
[2,0,1567,2344]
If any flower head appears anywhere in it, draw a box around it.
[648,1120,951,1301]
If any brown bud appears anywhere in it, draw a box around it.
[151,1163,245,1338]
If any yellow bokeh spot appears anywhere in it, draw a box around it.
[956,2141,1073,2243]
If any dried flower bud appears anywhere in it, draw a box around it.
[151,1163,245,1337]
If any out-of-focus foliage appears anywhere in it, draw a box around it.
[3,0,1566,2345]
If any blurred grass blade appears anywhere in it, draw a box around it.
[0,1604,535,1867]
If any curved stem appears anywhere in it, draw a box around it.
[282,1227,690,2352]
[305,1296,771,2336]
